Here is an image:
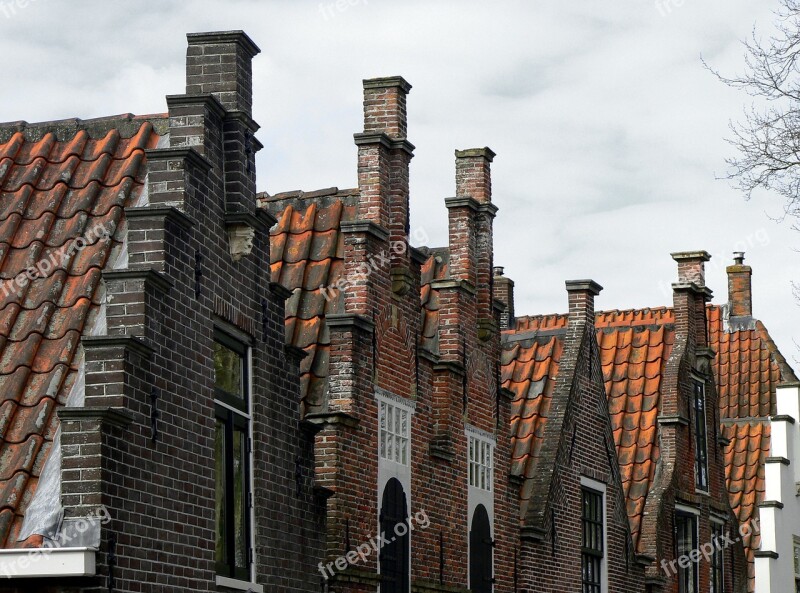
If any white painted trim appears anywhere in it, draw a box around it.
[375,387,414,590]
[674,503,701,516]
[374,386,417,413]
[580,477,608,593]
[215,575,264,593]
[247,345,256,582]
[0,547,95,578]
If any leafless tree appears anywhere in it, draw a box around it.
[704,0,800,228]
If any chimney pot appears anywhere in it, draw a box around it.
[493,266,504,277]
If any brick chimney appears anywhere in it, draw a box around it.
[493,266,515,330]
[183,31,262,216]
[671,250,712,350]
[446,147,497,310]
[186,31,260,114]
[727,252,753,317]
[353,77,414,233]
[566,279,602,327]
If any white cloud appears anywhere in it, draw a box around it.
[0,0,796,363]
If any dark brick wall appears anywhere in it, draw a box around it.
[639,253,747,593]
[517,282,645,593]
[0,30,325,593]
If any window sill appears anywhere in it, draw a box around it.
[216,575,264,593]
[0,547,96,578]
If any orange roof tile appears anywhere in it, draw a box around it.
[722,419,770,593]
[262,189,358,415]
[503,304,794,564]
[0,115,163,547]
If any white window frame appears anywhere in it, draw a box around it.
[675,505,700,593]
[793,536,800,592]
[466,425,496,592]
[375,387,415,591]
[710,517,726,593]
[580,476,608,593]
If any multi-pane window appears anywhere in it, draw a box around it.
[676,512,699,593]
[581,488,604,593]
[214,331,252,581]
[711,521,725,593]
[693,380,709,492]
[794,537,800,593]
[468,437,494,492]
[379,399,410,465]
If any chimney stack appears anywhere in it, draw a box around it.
[353,77,414,239]
[183,31,262,216]
[566,280,602,327]
[186,31,260,115]
[727,252,753,317]
[671,251,712,349]
[447,148,497,326]
[493,266,515,330]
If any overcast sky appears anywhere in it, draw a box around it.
[1,0,797,365]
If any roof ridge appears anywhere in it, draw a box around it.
[258,187,360,203]
[0,114,169,143]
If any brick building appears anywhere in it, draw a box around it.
[0,25,795,593]
[263,77,517,592]
[500,279,647,593]
[0,30,324,592]
[494,252,797,593]
[714,254,798,593]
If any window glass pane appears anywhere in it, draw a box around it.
[233,428,248,570]
[215,419,227,568]
[215,341,243,397]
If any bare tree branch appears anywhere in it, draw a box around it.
[705,0,800,220]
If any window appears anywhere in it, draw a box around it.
[379,478,410,593]
[581,488,604,593]
[469,436,494,492]
[379,399,410,465]
[470,505,493,593]
[214,331,252,581]
[693,380,709,492]
[794,536,800,593]
[711,521,725,593]
[676,512,698,593]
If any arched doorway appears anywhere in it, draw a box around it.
[379,478,409,593]
[469,504,493,593]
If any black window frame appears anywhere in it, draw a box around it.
[581,487,604,593]
[693,380,709,492]
[213,329,252,582]
[676,511,699,593]
[710,520,725,593]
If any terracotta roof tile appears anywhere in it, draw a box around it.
[502,304,793,564]
[263,190,359,415]
[0,117,162,547]
[723,419,770,592]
